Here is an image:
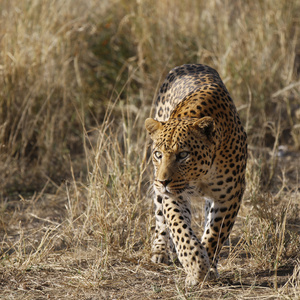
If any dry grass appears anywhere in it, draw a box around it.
[0,0,300,299]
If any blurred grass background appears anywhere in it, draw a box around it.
[1,0,299,194]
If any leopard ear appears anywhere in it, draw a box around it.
[192,117,215,139]
[145,118,163,137]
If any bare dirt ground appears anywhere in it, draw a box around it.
[1,234,298,299]
[0,257,297,299]
[1,151,299,299]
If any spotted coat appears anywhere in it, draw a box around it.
[145,64,247,286]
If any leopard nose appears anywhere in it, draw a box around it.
[158,179,172,187]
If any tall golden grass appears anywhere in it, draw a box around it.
[0,0,299,298]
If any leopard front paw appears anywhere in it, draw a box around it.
[185,274,200,287]
[184,267,219,286]
[208,266,219,280]
[185,272,206,287]
[151,252,169,264]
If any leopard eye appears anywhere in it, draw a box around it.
[154,151,162,160]
[178,151,189,160]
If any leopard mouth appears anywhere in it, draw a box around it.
[158,186,174,195]
[155,183,189,195]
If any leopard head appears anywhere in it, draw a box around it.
[145,117,216,196]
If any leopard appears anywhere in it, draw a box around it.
[145,64,247,286]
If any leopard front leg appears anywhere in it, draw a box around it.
[163,196,210,286]
[151,194,170,264]
[201,195,242,277]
